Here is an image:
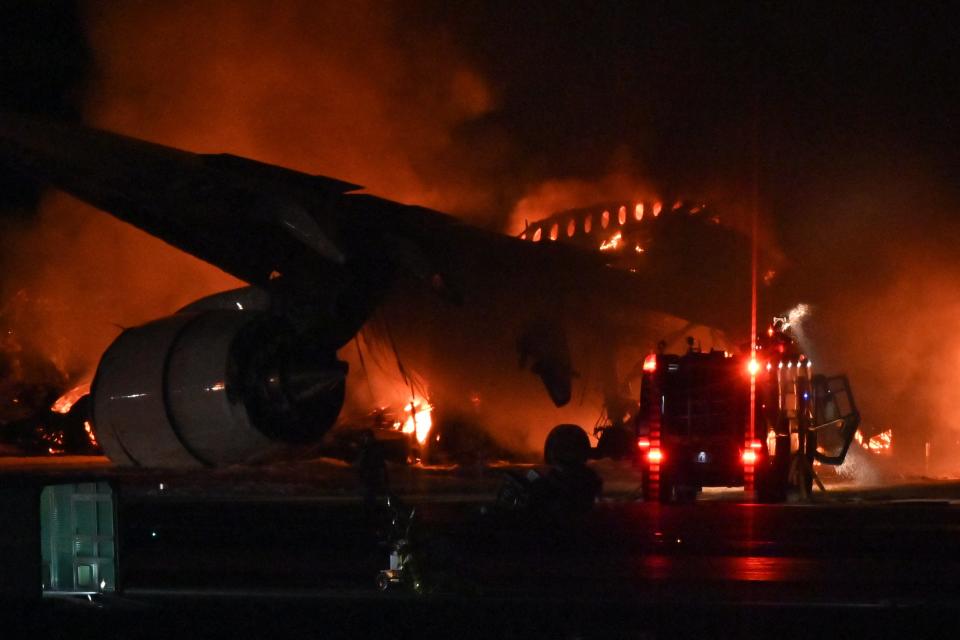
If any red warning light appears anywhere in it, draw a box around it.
[647,448,663,463]
[637,437,651,449]
[742,449,757,465]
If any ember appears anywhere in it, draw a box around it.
[83,420,99,449]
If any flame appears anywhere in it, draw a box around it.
[854,428,893,454]
[599,231,623,251]
[50,382,91,414]
[400,397,433,445]
[83,420,99,449]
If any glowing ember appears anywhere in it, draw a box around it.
[634,244,644,254]
[400,397,433,445]
[84,420,99,448]
[51,382,91,414]
[599,231,622,251]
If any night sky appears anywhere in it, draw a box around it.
[2,1,959,465]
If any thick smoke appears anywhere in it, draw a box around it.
[780,167,960,477]
[4,3,957,475]
[508,168,656,235]
[4,0,505,388]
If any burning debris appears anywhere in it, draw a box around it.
[855,428,893,455]
[50,381,91,415]
[398,397,433,446]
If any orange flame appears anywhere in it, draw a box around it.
[50,382,91,414]
[83,420,99,449]
[854,428,893,454]
[400,397,433,445]
[599,231,623,251]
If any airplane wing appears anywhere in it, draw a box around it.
[0,113,757,467]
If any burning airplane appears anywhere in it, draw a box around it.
[0,113,779,467]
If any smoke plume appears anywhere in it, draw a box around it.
[5,0,506,384]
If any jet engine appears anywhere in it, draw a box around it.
[91,306,347,467]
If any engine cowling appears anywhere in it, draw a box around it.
[91,309,347,467]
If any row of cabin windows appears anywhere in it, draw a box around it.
[522,202,664,242]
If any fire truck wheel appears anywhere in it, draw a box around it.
[643,466,691,503]
[672,484,698,503]
[755,459,788,503]
[755,475,787,503]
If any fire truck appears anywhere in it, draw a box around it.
[596,319,861,502]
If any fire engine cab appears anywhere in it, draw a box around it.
[599,319,861,502]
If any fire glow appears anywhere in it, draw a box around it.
[50,382,91,414]
[599,231,622,251]
[854,428,893,454]
[83,420,99,449]
[400,397,433,445]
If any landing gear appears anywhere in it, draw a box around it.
[641,465,698,503]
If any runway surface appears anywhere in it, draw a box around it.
[3,458,960,637]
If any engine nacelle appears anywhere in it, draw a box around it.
[91,309,346,467]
